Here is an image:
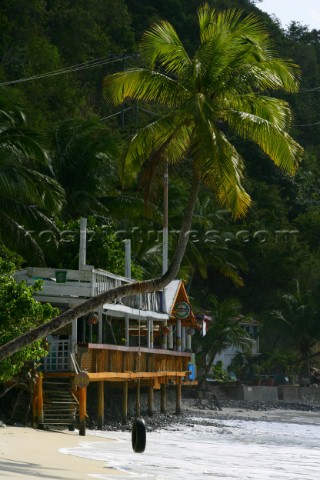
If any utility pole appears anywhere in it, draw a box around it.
[162,161,169,275]
[162,161,169,349]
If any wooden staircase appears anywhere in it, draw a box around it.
[40,380,79,430]
[11,389,31,426]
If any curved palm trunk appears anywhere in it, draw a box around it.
[0,172,200,361]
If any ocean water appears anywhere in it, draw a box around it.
[60,415,320,479]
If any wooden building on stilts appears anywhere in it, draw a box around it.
[14,222,198,435]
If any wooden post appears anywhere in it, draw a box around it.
[125,315,129,346]
[168,325,174,349]
[79,217,87,269]
[71,317,78,360]
[32,390,37,427]
[122,381,128,425]
[161,321,168,349]
[181,327,186,352]
[98,307,103,344]
[176,381,182,415]
[147,320,154,348]
[97,381,104,430]
[160,383,166,413]
[176,319,182,352]
[36,373,44,426]
[148,385,154,416]
[78,387,87,436]
[186,331,192,351]
[135,378,141,417]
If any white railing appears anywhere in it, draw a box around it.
[92,270,127,296]
[15,266,163,314]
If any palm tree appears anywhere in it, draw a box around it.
[196,296,252,387]
[271,281,320,382]
[49,118,159,223]
[0,93,65,264]
[49,118,118,219]
[0,5,304,360]
[104,5,302,219]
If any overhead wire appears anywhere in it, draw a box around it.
[1,53,320,127]
[293,121,320,127]
[0,54,136,86]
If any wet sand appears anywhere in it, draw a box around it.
[1,406,320,479]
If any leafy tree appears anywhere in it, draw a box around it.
[0,4,303,361]
[0,257,58,381]
[0,0,84,129]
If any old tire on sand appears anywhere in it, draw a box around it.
[132,418,146,453]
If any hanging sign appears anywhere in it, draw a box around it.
[74,371,90,388]
[174,301,191,319]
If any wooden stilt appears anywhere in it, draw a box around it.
[97,381,104,430]
[36,373,44,426]
[147,385,154,416]
[160,383,166,413]
[78,387,87,436]
[122,381,128,425]
[136,378,141,417]
[176,381,182,415]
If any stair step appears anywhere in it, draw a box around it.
[41,380,79,429]
[44,400,78,403]
[11,391,31,425]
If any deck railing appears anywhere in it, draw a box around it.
[76,343,191,376]
[15,266,162,313]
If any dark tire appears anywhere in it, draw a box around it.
[131,418,146,453]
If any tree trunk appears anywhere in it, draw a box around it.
[0,172,200,361]
[197,350,217,389]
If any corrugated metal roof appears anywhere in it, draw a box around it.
[163,279,181,314]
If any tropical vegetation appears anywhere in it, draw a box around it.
[0,255,58,381]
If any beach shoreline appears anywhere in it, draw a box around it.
[0,425,121,479]
[1,403,320,479]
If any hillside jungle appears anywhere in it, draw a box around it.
[1,0,320,384]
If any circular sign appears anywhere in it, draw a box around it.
[174,301,191,319]
[74,371,90,388]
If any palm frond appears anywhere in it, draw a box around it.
[103,68,188,108]
[0,211,46,265]
[140,20,192,75]
[120,113,191,186]
[193,125,251,218]
[226,110,303,174]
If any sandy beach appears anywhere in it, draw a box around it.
[1,406,320,479]
[0,426,122,479]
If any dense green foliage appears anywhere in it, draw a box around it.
[1,0,320,378]
[0,256,58,380]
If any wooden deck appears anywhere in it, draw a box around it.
[36,343,196,435]
[75,343,192,386]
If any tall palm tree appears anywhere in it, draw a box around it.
[0,94,64,264]
[196,296,252,387]
[0,5,304,361]
[103,5,303,220]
